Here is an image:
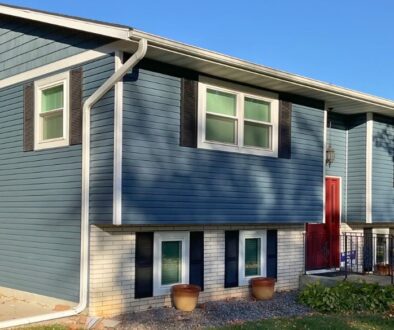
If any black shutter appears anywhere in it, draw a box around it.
[363,228,373,272]
[267,230,278,279]
[180,78,198,148]
[278,100,292,159]
[225,230,239,288]
[23,83,34,152]
[189,231,204,290]
[135,232,154,298]
[70,67,83,145]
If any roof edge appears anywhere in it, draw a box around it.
[130,29,394,111]
[0,3,132,40]
[1,2,393,112]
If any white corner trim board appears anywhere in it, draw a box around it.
[0,38,148,329]
[0,41,125,90]
[113,50,124,226]
[366,112,373,224]
[322,109,327,224]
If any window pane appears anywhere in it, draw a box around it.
[43,112,63,140]
[245,98,270,122]
[245,238,260,277]
[206,114,236,144]
[42,85,64,113]
[161,241,181,285]
[244,122,270,149]
[206,89,236,116]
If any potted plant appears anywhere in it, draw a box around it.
[171,284,201,312]
[250,277,276,300]
[375,263,391,276]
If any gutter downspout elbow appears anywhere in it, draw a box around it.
[0,38,148,329]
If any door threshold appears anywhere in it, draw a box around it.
[306,268,339,275]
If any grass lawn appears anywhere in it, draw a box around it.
[220,314,394,330]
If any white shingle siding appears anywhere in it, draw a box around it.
[89,225,305,317]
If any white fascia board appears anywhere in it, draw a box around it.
[130,30,394,112]
[0,4,131,40]
[0,41,125,90]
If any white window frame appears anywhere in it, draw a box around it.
[34,71,70,150]
[198,76,279,157]
[239,230,267,286]
[153,231,190,296]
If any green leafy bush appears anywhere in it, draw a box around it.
[299,281,394,313]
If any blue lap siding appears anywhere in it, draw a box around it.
[0,55,114,302]
[0,15,110,80]
[347,114,367,222]
[121,68,324,225]
[372,114,394,222]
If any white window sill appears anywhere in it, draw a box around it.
[35,138,69,150]
[198,140,278,158]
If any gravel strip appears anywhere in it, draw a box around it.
[113,291,312,329]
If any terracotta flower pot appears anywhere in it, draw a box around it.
[375,264,391,276]
[171,284,201,312]
[250,277,275,300]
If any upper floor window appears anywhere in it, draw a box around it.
[198,77,279,157]
[34,72,70,150]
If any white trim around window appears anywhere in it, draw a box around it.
[198,76,279,157]
[34,71,70,150]
[239,230,267,286]
[153,232,190,296]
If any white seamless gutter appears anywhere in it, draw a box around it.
[0,38,148,330]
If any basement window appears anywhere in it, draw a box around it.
[153,232,190,296]
[239,230,267,285]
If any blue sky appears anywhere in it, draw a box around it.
[4,1,394,99]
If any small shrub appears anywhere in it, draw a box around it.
[298,281,394,313]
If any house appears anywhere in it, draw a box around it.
[0,3,393,325]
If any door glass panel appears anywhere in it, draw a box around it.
[376,235,386,264]
[161,241,182,285]
[245,238,261,276]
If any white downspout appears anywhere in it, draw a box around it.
[0,38,148,329]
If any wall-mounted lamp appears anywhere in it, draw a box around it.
[326,108,336,167]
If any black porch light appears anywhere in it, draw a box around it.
[326,108,336,167]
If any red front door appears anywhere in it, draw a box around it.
[306,177,341,271]
[325,177,340,268]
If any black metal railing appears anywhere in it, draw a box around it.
[304,231,394,284]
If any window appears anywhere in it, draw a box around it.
[198,77,279,157]
[34,72,70,150]
[239,230,266,285]
[153,232,190,296]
